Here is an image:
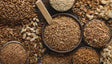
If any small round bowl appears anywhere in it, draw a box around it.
[72,46,100,64]
[42,13,83,53]
[83,19,111,48]
[0,41,28,64]
[49,0,75,12]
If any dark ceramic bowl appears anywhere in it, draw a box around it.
[72,46,100,64]
[42,13,83,53]
[83,19,111,48]
[0,41,28,64]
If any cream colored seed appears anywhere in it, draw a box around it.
[34,44,37,48]
[26,37,31,40]
[23,33,27,39]
[36,29,40,34]
[21,28,26,33]
[36,18,39,22]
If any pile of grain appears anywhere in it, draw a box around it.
[50,0,74,12]
[100,39,112,64]
[0,0,37,25]
[73,47,99,64]
[40,52,73,64]
[84,20,110,48]
[0,43,27,64]
[44,16,81,51]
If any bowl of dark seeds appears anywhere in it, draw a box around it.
[42,13,82,53]
[83,19,111,48]
[0,41,28,64]
[73,47,99,64]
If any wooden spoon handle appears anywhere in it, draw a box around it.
[36,0,52,25]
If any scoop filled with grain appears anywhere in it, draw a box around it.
[42,13,82,53]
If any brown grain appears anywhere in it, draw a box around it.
[44,16,81,51]
[84,20,110,48]
[73,48,99,64]
[0,0,37,25]
[0,43,27,64]
[40,52,73,64]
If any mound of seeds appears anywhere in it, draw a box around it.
[0,0,37,25]
[50,0,74,12]
[0,19,46,64]
[40,52,73,64]
[72,0,100,25]
[0,43,27,64]
[20,18,46,64]
[100,39,112,64]
[0,26,22,50]
[72,0,112,26]
[84,20,110,48]
[73,47,99,64]
[44,16,81,51]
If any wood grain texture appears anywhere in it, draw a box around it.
[36,0,52,25]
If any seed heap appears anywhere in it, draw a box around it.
[40,52,73,64]
[0,26,22,50]
[96,0,112,20]
[0,0,37,25]
[72,0,100,25]
[0,17,46,64]
[21,17,40,42]
[0,43,27,64]
[100,39,112,64]
[72,0,112,26]
[0,0,46,64]
[84,20,110,48]
[20,17,46,64]
[73,47,99,64]
[44,16,81,51]
[50,0,74,12]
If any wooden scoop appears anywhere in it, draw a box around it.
[36,0,52,25]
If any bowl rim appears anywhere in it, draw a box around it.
[42,13,83,53]
[83,19,111,48]
[0,41,28,64]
